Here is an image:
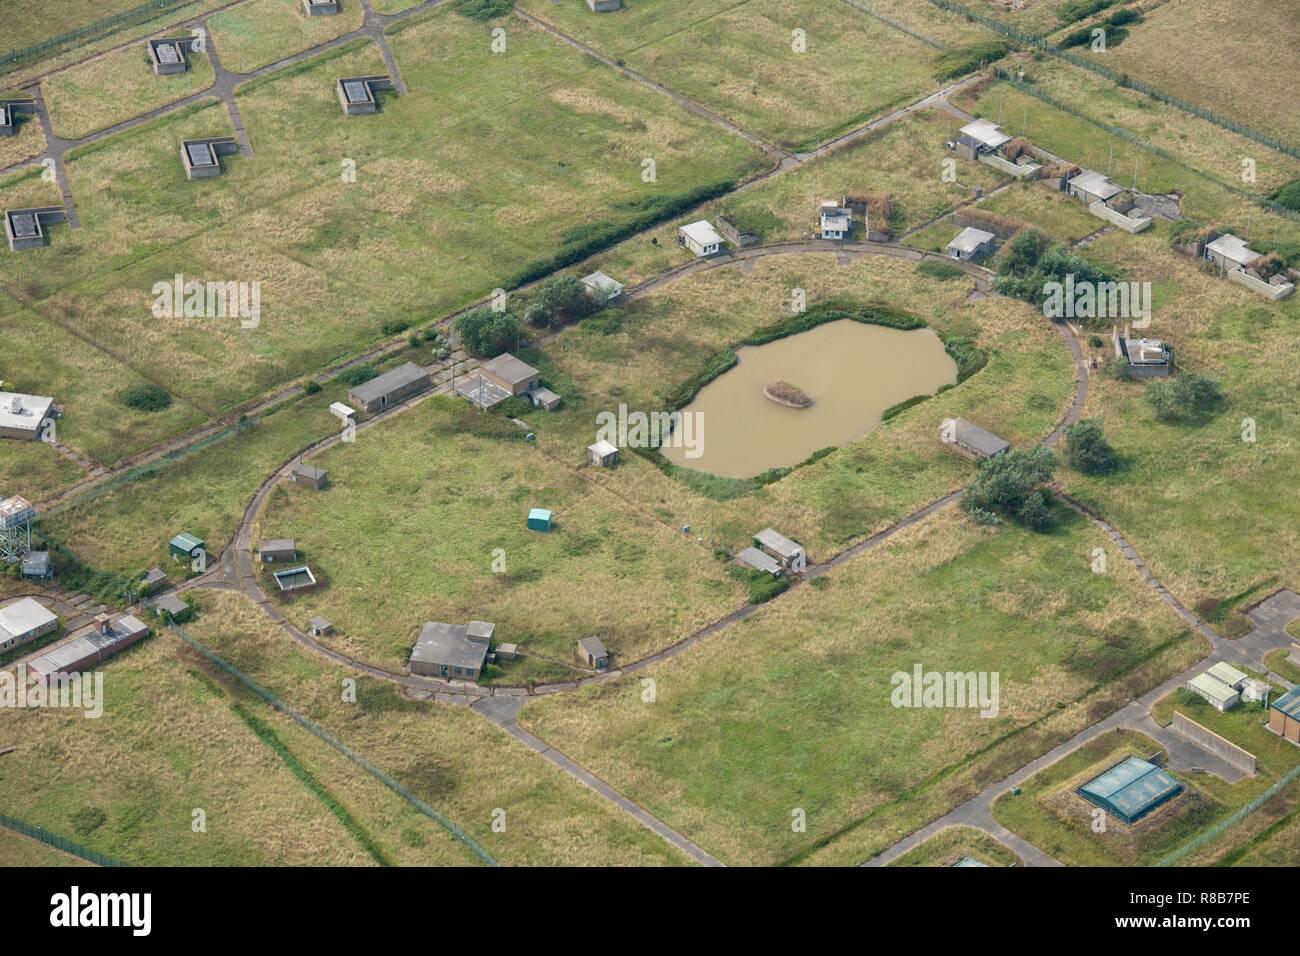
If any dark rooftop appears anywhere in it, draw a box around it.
[154,42,182,63]
[185,142,215,166]
[343,81,371,104]
[9,212,39,238]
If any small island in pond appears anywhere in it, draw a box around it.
[763,380,813,408]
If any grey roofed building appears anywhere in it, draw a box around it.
[578,636,609,668]
[0,391,55,439]
[291,462,327,487]
[0,103,11,135]
[6,207,67,252]
[1067,169,1124,205]
[736,546,782,576]
[530,386,561,411]
[335,75,394,115]
[147,38,189,74]
[946,226,997,261]
[21,551,51,580]
[754,528,805,567]
[26,613,149,682]
[951,856,989,867]
[308,617,334,636]
[957,118,1011,152]
[141,567,168,592]
[303,0,340,13]
[941,417,1010,459]
[581,270,624,300]
[409,620,493,680]
[1204,232,1261,270]
[0,597,58,644]
[150,592,189,618]
[479,353,541,396]
[347,361,430,413]
[258,538,296,561]
[180,137,237,180]
[454,374,511,409]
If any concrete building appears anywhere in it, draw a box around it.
[348,361,430,413]
[818,201,853,240]
[1066,170,1124,208]
[141,568,168,595]
[26,613,149,683]
[581,270,624,301]
[258,538,297,563]
[479,354,540,397]
[1187,671,1240,712]
[291,462,327,489]
[940,417,1010,459]
[0,597,58,651]
[945,226,997,262]
[754,528,806,573]
[21,551,51,580]
[530,387,561,411]
[308,617,334,637]
[409,620,495,681]
[1206,662,1249,691]
[329,401,356,426]
[954,118,1011,161]
[587,0,622,10]
[735,546,782,576]
[588,439,618,467]
[1268,686,1300,744]
[5,207,67,251]
[0,98,35,138]
[303,0,340,14]
[578,636,609,669]
[150,592,190,621]
[180,137,238,180]
[272,565,316,592]
[678,220,723,258]
[1113,326,1171,378]
[1204,233,1260,273]
[0,391,55,439]
[147,38,189,75]
[336,76,395,115]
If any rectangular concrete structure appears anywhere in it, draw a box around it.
[26,614,149,682]
[147,39,189,75]
[410,620,494,681]
[1171,712,1256,776]
[336,75,395,115]
[0,390,55,439]
[180,137,238,180]
[5,207,67,252]
[347,361,430,413]
[303,0,340,14]
[940,417,1010,459]
[587,0,622,10]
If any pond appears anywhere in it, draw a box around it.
[660,319,958,479]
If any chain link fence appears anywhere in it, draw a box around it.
[0,0,192,73]
[1156,760,1300,866]
[0,812,127,866]
[170,622,498,866]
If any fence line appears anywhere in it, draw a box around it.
[0,0,192,72]
[0,811,126,866]
[169,623,498,867]
[1156,759,1300,867]
[928,0,1300,161]
[988,68,1300,226]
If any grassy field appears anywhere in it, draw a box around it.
[1,0,194,56]
[208,0,365,74]
[0,627,440,865]
[0,11,768,469]
[41,40,217,140]
[256,395,748,679]
[0,108,48,169]
[887,824,1021,866]
[1076,0,1300,150]
[182,589,693,866]
[1058,235,1300,610]
[519,0,957,151]
[520,506,1201,865]
[0,828,94,867]
[528,251,1073,561]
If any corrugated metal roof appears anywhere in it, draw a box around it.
[1272,686,1300,720]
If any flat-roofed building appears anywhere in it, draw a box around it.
[945,226,997,262]
[1114,326,1171,378]
[409,620,494,681]
[180,137,238,180]
[303,0,340,14]
[588,439,618,467]
[754,527,806,573]
[336,75,394,115]
[21,551,51,580]
[147,38,189,75]
[141,568,168,595]
[818,201,853,240]
[5,207,66,251]
[1076,755,1183,824]
[587,0,622,10]
[0,391,55,439]
[26,613,149,683]
[940,417,1010,459]
[0,597,58,651]
[1187,672,1240,712]
[678,220,724,258]
[1204,232,1260,273]
[1067,169,1124,208]
[581,270,624,301]
[291,462,327,489]
[348,361,430,413]
[479,353,540,397]
[150,592,191,621]
[955,118,1011,160]
[577,636,609,669]
[735,546,782,576]
[258,538,297,563]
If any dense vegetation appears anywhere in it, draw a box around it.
[118,382,173,412]
[1063,418,1118,475]
[961,446,1058,531]
[454,307,524,358]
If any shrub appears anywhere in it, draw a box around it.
[70,806,108,837]
[118,382,173,412]
[747,572,790,604]
[917,260,966,281]
[1273,178,1300,212]
[303,380,322,395]
[961,446,1057,523]
[1058,0,1117,23]
[452,0,512,21]
[1063,418,1118,475]
[338,364,378,387]
[1017,490,1058,533]
[454,307,522,357]
[381,319,410,335]
[1144,372,1223,422]
[529,274,596,328]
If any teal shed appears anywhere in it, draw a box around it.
[170,532,205,560]
[527,508,552,532]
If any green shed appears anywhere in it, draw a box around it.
[527,508,552,532]
[170,532,205,561]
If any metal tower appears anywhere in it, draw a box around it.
[0,494,36,564]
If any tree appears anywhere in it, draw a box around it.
[1017,490,1057,533]
[454,307,522,357]
[1063,418,1118,475]
[961,446,1057,524]
[530,275,596,328]
[1144,371,1222,422]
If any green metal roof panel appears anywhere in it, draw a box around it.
[1272,686,1300,720]
[170,533,204,551]
[1077,756,1183,824]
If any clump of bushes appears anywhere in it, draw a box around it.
[524,275,601,329]
[1058,0,1118,23]
[1272,178,1300,212]
[934,39,1011,81]
[960,446,1058,532]
[452,0,512,21]
[1062,418,1118,475]
[381,319,410,336]
[454,307,523,357]
[338,364,378,387]
[746,571,790,604]
[1144,372,1223,422]
[119,382,173,412]
[995,231,1118,317]
[917,260,966,280]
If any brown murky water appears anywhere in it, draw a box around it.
[661,320,957,478]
